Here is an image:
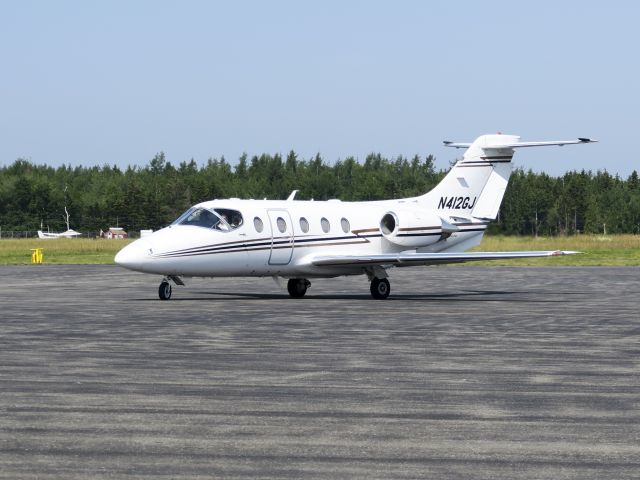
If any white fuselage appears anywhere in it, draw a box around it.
[115,197,486,279]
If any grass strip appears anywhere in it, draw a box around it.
[0,238,131,264]
[0,235,638,266]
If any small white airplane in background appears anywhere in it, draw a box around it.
[37,207,82,239]
[115,134,596,300]
[37,229,82,239]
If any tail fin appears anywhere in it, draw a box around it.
[419,134,596,221]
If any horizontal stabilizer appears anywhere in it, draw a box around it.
[311,250,579,267]
[445,138,597,149]
[483,138,598,149]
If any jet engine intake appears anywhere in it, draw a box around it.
[380,210,446,248]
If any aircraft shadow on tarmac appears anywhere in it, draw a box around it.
[133,289,580,303]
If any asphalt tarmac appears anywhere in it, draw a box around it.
[1,265,639,479]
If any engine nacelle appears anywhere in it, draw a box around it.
[380,210,453,248]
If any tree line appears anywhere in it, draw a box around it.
[1,152,639,236]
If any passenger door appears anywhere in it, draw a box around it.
[267,209,294,265]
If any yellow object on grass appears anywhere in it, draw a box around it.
[30,248,44,264]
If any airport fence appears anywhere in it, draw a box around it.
[0,230,40,239]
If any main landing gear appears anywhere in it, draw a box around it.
[366,266,390,299]
[370,277,390,300]
[287,278,311,298]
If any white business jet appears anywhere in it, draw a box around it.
[115,134,596,300]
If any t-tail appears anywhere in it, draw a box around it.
[419,134,596,222]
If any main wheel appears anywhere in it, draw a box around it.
[158,281,172,300]
[370,277,390,299]
[287,278,310,298]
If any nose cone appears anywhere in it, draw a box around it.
[114,239,149,271]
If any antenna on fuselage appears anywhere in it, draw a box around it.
[287,190,298,201]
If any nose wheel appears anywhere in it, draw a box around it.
[287,278,311,298]
[370,277,390,299]
[158,280,172,300]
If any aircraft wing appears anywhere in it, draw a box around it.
[311,250,578,267]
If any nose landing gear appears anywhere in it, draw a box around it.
[158,280,172,300]
[158,275,184,300]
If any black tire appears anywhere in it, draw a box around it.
[158,281,172,300]
[370,277,390,299]
[287,278,309,298]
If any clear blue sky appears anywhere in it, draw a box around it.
[1,1,637,176]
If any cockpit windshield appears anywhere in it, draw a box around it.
[172,207,243,232]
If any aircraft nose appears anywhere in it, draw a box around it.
[114,239,149,271]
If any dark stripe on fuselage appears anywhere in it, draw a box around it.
[154,224,487,259]
[160,229,385,257]
[155,233,377,258]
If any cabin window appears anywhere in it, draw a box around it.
[321,217,330,233]
[299,217,309,233]
[254,217,264,233]
[341,218,350,233]
[214,208,243,230]
[277,217,287,233]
